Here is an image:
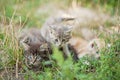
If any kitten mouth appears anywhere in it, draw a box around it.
[54,41,61,46]
[56,44,61,47]
[59,43,65,47]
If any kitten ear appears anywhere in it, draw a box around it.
[55,17,75,23]
[21,37,31,51]
[23,37,31,45]
[49,25,56,33]
[66,25,73,32]
[39,43,48,51]
[61,17,75,22]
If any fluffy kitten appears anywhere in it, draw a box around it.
[68,37,105,60]
[19,17,74,68]
[41,24,73,59]
[78,38,105,59]
[19,28,52,68]
[19,24,73,68]
[40,17,74,58]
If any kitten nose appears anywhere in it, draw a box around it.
[29,62,34,66]
[97,56,100,60]
[55,42,61,46]
[55,39,58,42]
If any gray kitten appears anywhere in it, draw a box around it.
[19,28,52,68]
[40,24,72,47]
[38,17,74,54]
[19,17,74,68]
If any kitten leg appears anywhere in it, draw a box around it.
[63,44,70,55]
[59,45,68,59]
[68,44,79,62]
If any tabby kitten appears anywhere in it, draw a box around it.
[40,24,73,58]
[19,28,52,68]
[19,17,74,68]
[24,40,52,69]
[19,24,72,67]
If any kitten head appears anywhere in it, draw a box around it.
[78,38,105,59]
[48,24,73,47]
[24,44,51,68]
[22,37,51,68]
[87,39,105,59]
[24,52,41,68]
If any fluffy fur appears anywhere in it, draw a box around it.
[68,37,105,59]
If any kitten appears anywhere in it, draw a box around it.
[68,36,88,61]
[68,37,105,60]
[40,17,74,59]
[19,28,52,68]
[19,24,73,67]
[40,24,73,58]
[24,41,52,69]
[19,17,74,68]
[78,38,105,59]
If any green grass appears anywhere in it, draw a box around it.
[19,38,119,80]
[0,0,120,80]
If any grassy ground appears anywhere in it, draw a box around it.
[0,0,120,80]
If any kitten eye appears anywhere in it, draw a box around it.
[28,56,32,59]
[62,39,65,42]
[91,43,94,48]
[55,39,58,42]
[96,51,99,54]
[37,56,41,61]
